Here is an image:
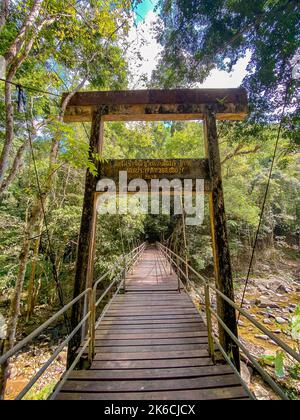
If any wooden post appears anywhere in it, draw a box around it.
[67,107,105,367]
[203,109,240,371]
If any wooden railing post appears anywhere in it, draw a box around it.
[204,284,215,363]
[88,288,96,364]
[203,109,240,371]
[123,255,127,293]
[176,254,180,292]
[168,248,172,275]
[67,107,105,368]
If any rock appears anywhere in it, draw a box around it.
[240,362,252,387]
[268,303,281,309]
[276,284,289,293]
[257,311,269,317]
[257,302,268,308]
[266,280,284,291]
[275,317,287,324]
[263,318,273,325]
[9,366,18,379]
[272,329,282,334]
[238,320,245,326]
[250,299,260,305]
[289,307,295,313]
[255,334,269,341]
[282,308,289,313]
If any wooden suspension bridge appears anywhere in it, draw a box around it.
[1,89,299,400]
[55,246,249,400]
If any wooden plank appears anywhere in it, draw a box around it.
[110,301,191,307]
[61,375,241,393]
[67,365,233,381]
[99,320,204,327]
[60,376,242,393]
[56,386,248,400]
[62,88,248,122]
[90,358,214,370]
[101,320,202,326]
[105,310,199,316]
[105,311,199,317]
[95,331,208,339]
[94,337,208,346]
[94,349,211,360]
[103,314,202,320]
[94,344,208,353]
[97,327,205,334]
[63,88,248,107]
[106,307,199,313]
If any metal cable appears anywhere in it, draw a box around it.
[238,86,290,317]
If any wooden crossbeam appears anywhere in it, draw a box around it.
[62,88,248,122]
[97,158,211,192]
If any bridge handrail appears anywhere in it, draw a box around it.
[158,242,300,400]
[0,288,90,366]
[88,242,146,360]
[0,242,146,400]
[51,242,146,400]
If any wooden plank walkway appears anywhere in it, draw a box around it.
[56,247,249,400]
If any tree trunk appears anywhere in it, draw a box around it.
[26,221,43,321]
[0,80,13,186]
[0,0,9,30]
[0,198,42,398]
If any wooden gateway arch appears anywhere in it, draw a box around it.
[63,88,248,371]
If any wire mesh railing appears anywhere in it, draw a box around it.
[0,242,146,400]
[158,242,300,400]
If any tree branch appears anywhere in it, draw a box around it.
[221,144,261,165]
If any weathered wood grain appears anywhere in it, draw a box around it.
[57,248,248,400]
[62,88,248,122]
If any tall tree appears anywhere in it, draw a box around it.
[0,0,134,398]
[153,0,300,144]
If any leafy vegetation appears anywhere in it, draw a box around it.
[0,0,299,400]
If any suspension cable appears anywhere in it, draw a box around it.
[238,86,290,316]
[22,93,69,329]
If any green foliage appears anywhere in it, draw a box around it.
[290,306,300,341]
[153,0,300,145]
[23,380,57,400]
[275,351,285,379]
[259,306,300,383]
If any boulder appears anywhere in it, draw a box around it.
[255,334,269,341]
[257,311,269,317]
[276,284,289,293]
[275,317,287,324]
[240,362,252,387]
[267,303,281,309]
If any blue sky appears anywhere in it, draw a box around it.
[129,1,250,89]
[135,0,159,24]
